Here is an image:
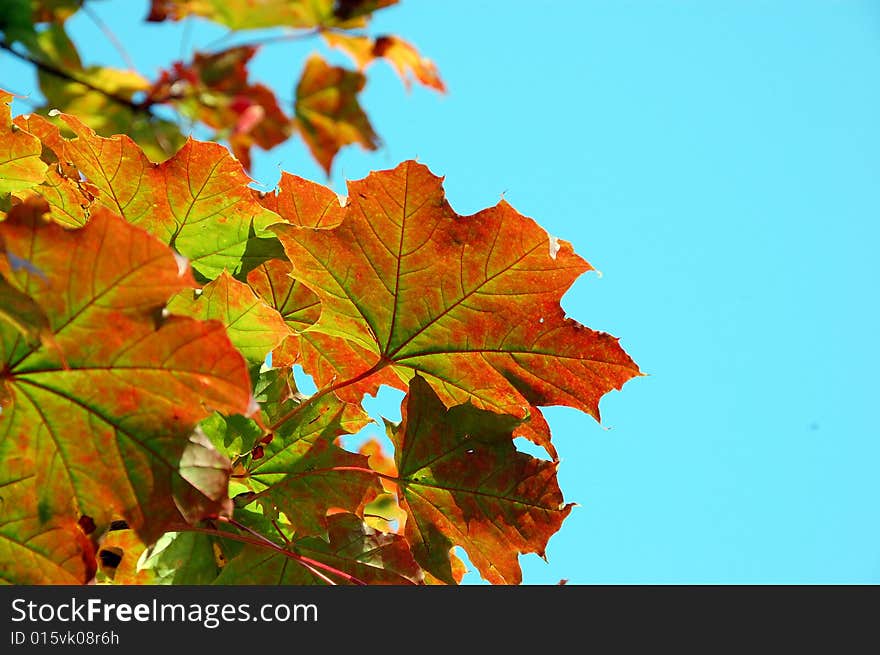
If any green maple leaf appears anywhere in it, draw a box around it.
[0,201,251,583]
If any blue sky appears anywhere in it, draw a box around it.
[4,1,879,583]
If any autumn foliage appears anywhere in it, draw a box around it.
[0,2,640,585]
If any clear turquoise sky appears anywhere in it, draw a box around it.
[4,1,879,584]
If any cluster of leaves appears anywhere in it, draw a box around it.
[0,0,445,172]
[0,89,640,584]
[0,1,641,586]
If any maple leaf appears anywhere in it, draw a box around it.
[0,202,252,583]
[322,32,375,69]
[167,270,291,368]
[194,367,379,535]
[372,35,445,92]
[0,91,48,193]
[295,54,379,175]
[326,32,446,93]
[390,375,572,585]
[31,112,281,278]
[10,108,97,229]
[273,161,641,444]
[213,511,421,585]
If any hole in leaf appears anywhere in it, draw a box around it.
[98,548,123,569]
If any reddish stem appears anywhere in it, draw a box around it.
[171,521,367,585]
[266,360,387,433]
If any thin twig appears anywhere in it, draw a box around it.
[203,27,322,53]
[82,3,137,71]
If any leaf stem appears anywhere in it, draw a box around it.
[270,518,290,545]
[266,359,387,433]
[171,520,368,585]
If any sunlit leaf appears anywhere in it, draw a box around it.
[150,46,291,170]
[273,161,641,439]
[12,167,95,228]
[41,113,282,278]
[358,437,406,534]
[167,270,291,367]
[247,259,320,333]
[257,171,346,228]
[294,54,378,175]
[0,473,96,583]
[0,203,252,582]
[0,272,49,345]
[213,512,421,585]
[246,258,320,366]
[326,32,446,92]
[391,375,572,584]
[140,530,226,584]
[0,91,48,193]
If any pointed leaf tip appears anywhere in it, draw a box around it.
[391,376,572,585]
[273,160,641,429]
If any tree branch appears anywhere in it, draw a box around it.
[0,41,149,115]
